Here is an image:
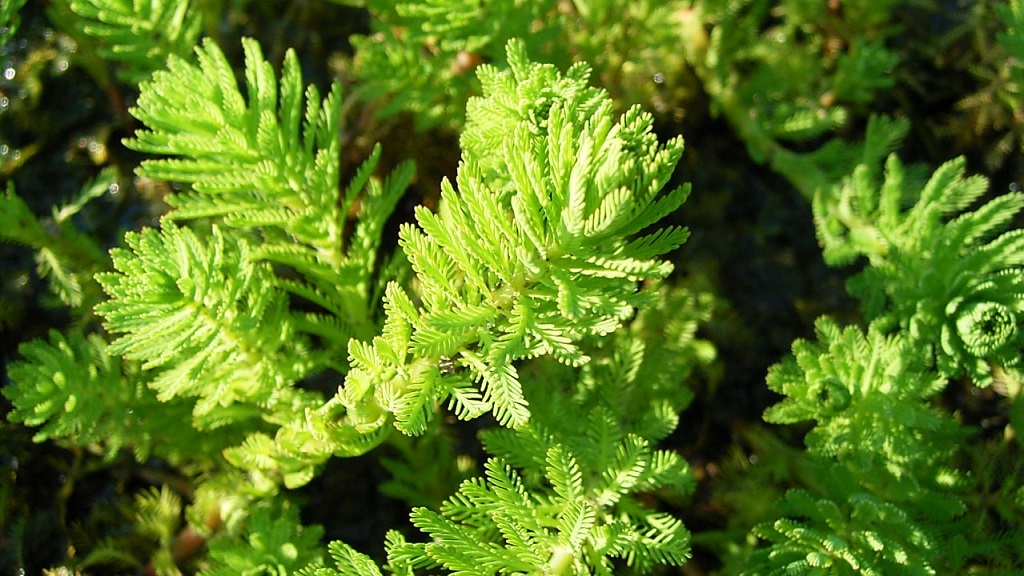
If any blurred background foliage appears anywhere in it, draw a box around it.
[0,0,1022,573]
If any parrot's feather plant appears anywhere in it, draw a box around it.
[4,33,703,574]
[814,116,1024,387]
[4,0,1024,573]
[744,117,1024,574]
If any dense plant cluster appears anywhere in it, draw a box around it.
[1,0,1023,575]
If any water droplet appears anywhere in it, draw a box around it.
[107,182,120,196]
[0,96,8,110]
[653,72,665,84]
[87,140,107,163]
[1010,182,1021,192]
[0,144,9,156]
[3,68,14,80]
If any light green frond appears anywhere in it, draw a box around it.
[133,485,182,544]
[394,444,688,575]
[749,489,937,576]
[545,445,584,503]
[128,38,342,229]
[765,318,960,469]
[764,316,967,531]
[65,0,201,83]
[596,434,650,507]
[349,156,416,276]
[3,328,236,463]
[95,221,312,420]
[461,351,530,428]
[124,35,417,374]
[914,158,989,219]
[3,330,123,446]
[295,541,385,576]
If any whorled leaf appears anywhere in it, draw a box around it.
[95,221,314,422]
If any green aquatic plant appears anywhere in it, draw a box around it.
[2,1,1024,573]
[813,119,1024,387]
[4,34,704,574]
[750,126,1024,573]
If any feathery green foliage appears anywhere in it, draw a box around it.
[353,0,911,199]
[764,318,966,510]
[686,0,904,197]
[755,128,1024,571]
[765,318,960,479]
[342,39,689,437]
[6,1,1024,573]
[307,288,711,575]
[3,328,234,462]
[757,318,967,575]
[83,35,417,488]
[133,486,184,574]
[127,36,414,350]
[749,489,936,576]
[352,0,559,129]
[95,221,319,425]
[813,135,1024,386]
[59,0,201,83]
[387,450,690,575]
